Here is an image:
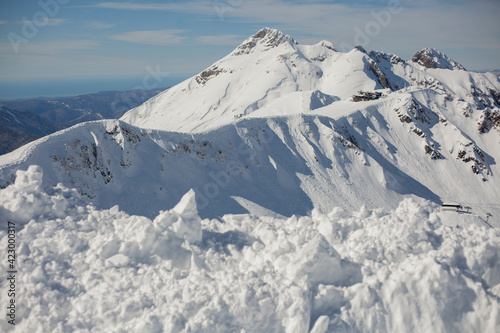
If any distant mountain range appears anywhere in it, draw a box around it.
[0,106,62,155]
[0,88,165,155]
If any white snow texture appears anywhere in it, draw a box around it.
[0,166,499,332]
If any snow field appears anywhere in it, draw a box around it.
[1,166,499,332]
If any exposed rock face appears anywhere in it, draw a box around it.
[232,27,296,56]
[369,60,392,90]
[195,66,227,85]
[478,109,500,133]
[411,48,466,70]
[369,50,405,65]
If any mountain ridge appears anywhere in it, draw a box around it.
[121,28,498,135]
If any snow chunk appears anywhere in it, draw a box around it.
[14,164,43,192]
[287,235,343,285]
[172,189,202,243]
[310,315,330,333]
[0,165,77,224]
[153,189,202,243]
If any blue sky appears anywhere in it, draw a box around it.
[0,0,499,99]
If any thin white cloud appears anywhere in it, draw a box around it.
[95,1,500,58]
[86,21,116,29]
[0,40,98,55]
[111,30,187,46]
[0,21,7,25]
[18,18,69,26]
[94,2,214,12]
[197,35,244,46]
[0,51,199,80]
[0,53,148,80]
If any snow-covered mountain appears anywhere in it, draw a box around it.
[1,28,500,332]
[121,28,499,135]
[2,28,499,222]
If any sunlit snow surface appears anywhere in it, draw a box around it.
[1,166,498,332]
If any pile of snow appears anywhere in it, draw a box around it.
[1,166,499,332]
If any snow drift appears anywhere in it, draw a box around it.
[0,166,499,332]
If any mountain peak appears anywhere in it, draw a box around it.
[317,40,336,51]
[232,27,296,56]
[411,48,466,71]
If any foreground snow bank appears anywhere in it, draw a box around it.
[0,166,499,332]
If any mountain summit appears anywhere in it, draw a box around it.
[121,29,492,134]
[232,27,297,55]
[411,48,466,70]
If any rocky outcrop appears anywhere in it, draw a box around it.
[232,28,296,56]
[411,48,466,70]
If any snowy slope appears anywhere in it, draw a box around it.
[1,94,499,226]
[121,28,500,136]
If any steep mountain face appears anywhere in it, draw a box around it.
[0,87,499,223]
[0,106,62,155]
[121,28,499,135]
[0,88,164,127]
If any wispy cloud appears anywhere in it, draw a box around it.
[86,21,116,29]
[197,34,244,46]
[94,2,214,12]
[0,40,98,55]
[94,1,500,56]
[0,53,149,80]
[0,21,7,25]
[18,18,69,26]
[110,30,187,46]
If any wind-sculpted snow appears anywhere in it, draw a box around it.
[0,166,499,332]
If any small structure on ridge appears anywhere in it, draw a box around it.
[352,91,383,102]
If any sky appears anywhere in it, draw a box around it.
[0,0,499,99]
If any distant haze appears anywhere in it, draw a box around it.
[0,76,183,100]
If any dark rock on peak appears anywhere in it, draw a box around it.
[232,28,296,56]
[411,48,466,71]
